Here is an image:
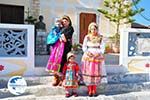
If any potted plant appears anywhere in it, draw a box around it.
[98,0,144,53]
[71,43,82,53]
[105,43,113,54]
[25,8,37,24]
[109,34,120,53]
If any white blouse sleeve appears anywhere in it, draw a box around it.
[82,35,88,52]
[100,39,105,54]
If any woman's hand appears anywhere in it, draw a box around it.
[94,53,100,58]
[86,52,94,57]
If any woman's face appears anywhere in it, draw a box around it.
[62,19,69,27]
[90,25,98,36]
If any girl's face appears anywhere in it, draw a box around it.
[55,21,63,28]
[90,25,98,36]
[62,19,69,27]
[68,56,75,62]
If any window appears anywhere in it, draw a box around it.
[0,4,24,24]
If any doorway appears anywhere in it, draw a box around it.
[79,12,96,43]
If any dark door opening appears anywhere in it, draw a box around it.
[79,12,96,44]
[0,4,24,24]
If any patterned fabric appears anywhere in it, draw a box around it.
[82,53,104,85]
[81,35,105,85]
[63,62,79,89]
[46,40,65,73]
[47,26,61,45]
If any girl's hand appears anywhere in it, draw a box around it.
[59,37,63,42]
[75,73,79,81]
[61,34,67,42]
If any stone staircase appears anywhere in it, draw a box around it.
[1,73,150,100]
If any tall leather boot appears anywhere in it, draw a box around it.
[58,74,63,86]
[52,73,60,86]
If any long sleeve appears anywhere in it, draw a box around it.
[75,63,79,72]
[100,39,105,54]
[82,35,88,52]
[62,26,74,41]
[62,64,67,77]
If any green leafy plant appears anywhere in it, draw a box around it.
[72,43,82,51]
[105,44,113,54]
[25,8,37,24]
[109,33,120,44]
[98,0,144,45]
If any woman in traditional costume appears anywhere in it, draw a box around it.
[81,22,107,96]
[46,15,74,86]
[58,15,74,86]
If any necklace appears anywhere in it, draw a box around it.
[89,35,102,43]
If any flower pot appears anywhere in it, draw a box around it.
[112,44,120,53]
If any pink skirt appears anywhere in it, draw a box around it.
[46,40,65,73]
[81,52,104,85]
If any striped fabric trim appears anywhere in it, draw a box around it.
[82,57,104,63]
[64,85,78,88]
[47,62,61,72]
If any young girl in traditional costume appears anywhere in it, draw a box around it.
[62,52,79,97]
[81,22,107,96]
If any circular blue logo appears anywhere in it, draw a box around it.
[7,76,27,95]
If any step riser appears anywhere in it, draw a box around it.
[108,73,149,84]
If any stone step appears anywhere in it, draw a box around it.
[1,91,150,100]
[0,76,53,89]
[36,91,150,100]
[105,65,128,74]
[1,81,150,98]
[0,73,149,89]
[0,95,36,100]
